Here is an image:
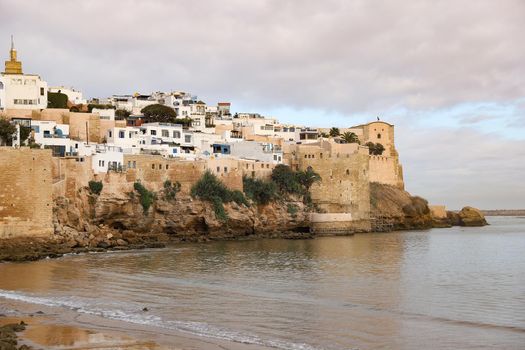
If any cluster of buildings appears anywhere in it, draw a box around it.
[1,39,404,234]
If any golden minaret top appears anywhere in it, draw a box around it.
[4,35,23,74]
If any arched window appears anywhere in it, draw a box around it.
[0,81,3,89]
[377,133,381,139]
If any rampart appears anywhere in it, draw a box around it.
[0,147,54,238]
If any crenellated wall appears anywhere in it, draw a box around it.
[286,139,371,233]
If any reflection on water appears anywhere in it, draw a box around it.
[1,217,525,349]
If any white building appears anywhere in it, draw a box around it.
[48,86,86,105]
[92,148,124,174]
[1,38,48,110]
[92,108,115,120]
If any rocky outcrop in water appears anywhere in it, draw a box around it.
[447,206,488,227]
[370,182,433,231]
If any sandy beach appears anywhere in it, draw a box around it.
[0,298,272,350]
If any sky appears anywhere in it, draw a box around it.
[1,0,524,209]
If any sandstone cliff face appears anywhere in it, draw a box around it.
[370,182,433,231]
[52,187,311,249]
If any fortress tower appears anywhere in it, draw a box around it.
[4,35,23,75]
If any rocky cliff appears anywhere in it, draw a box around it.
[370,182,434,231]
[370,182,488,231]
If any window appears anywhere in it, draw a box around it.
[128,161,131,168]
[173,131,181,138]
[119,131,125,138]
[151,130,157,135]
[108,131,112,138]
[377,133,381,139]
[346,169,350,175]
[162,130,169,137]
[133,161,136,169]
[40,87,44,96]
[75,143,78,149]
[0,82,3,89]
[217,166,220,172]
[224,167,228,173]
[166,164,169,170]
[273,155,277,160]
[184,135,191,143]
[152,164,155,169]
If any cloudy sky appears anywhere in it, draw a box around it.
[1,0,524,209]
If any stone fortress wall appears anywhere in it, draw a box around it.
[0,148,54,238]
[285,140,372,234]
[0,118,406,238]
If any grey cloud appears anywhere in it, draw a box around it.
[1,0,524,209]
[396,125,525,209]
[0,0,523,113]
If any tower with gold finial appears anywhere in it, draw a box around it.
[4,35,23,74]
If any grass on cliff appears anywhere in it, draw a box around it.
[191,171,249,221]
[134,181,156,214]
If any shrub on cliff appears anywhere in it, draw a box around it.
[243,176,277,205]
[271,165,321,200]
[271,165,303,194]
[163,180,181,200]
[88,180,103,195]
[191,171,249,221]
[134,181,156,214]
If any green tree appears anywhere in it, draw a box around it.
[271,164,302,194]
[374,143,385,155]
[115,109,131,120]
[296,167,322,192]
[341,131,360,144]
[329,127,340,137]
[47,92,69,109]
[141,104,177,123]
[365,142,385,155]
[243,176,277,205]
[0,117,16,145]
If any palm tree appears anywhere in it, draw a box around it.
[341,132,360,144]
[329,127,340,137]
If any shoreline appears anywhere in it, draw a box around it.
[0,212,493,264]
[0,298,275,350]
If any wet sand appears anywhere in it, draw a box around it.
[0,299,272,350]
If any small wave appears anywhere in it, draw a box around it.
[0,290,322,350]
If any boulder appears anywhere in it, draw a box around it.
[458,206,488,227]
